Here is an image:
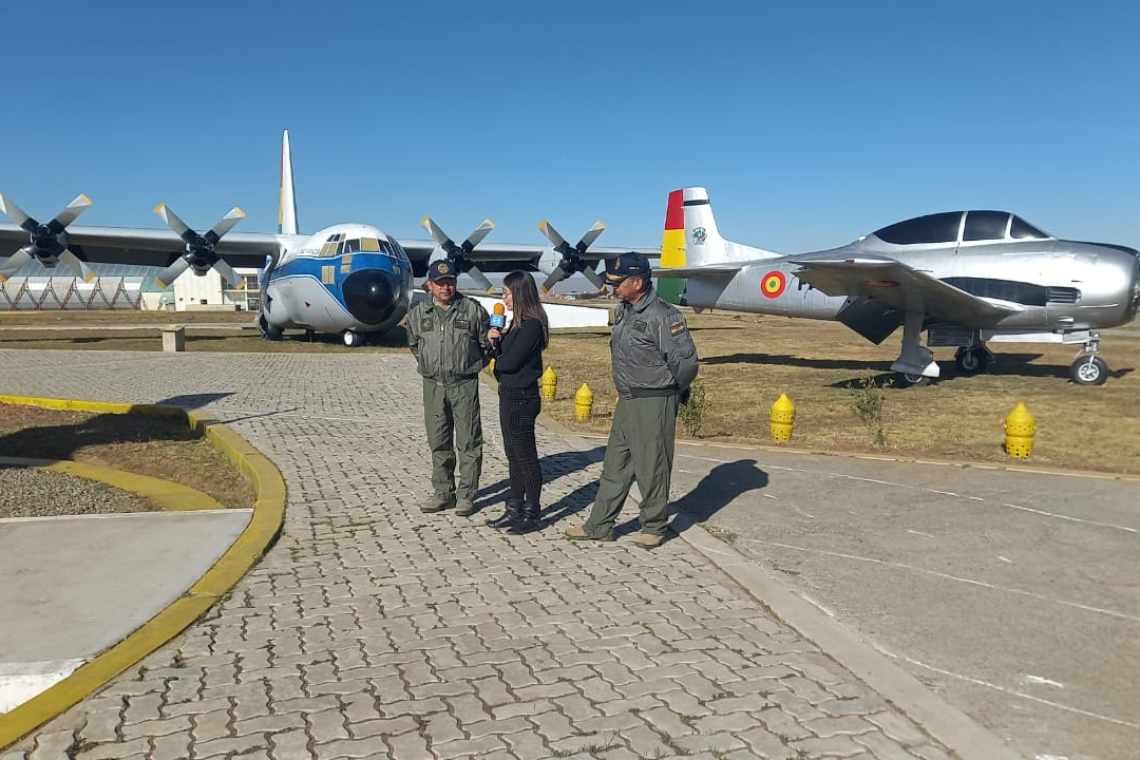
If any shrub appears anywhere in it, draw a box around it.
[679,378,708,437]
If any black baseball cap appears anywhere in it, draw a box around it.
[605,252,651,283]
[427,260,458,282]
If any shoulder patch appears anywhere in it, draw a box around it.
[670,321,687,337]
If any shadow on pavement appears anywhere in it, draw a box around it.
[669,458,770,526]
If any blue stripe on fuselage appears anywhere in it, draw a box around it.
[269,252,405,311]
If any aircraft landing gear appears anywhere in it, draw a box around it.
[890,311,939,386]
[258,314,282,341]
[1071,333,1108,385]
[954,344,993,374]
[343,330,363,348]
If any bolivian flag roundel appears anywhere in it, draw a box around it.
[761,270,787,298]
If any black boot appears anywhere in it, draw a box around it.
[485,499,522,529]
[507,502,541,535]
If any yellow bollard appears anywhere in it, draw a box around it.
[540,366,557,401]
[770,393,795,442]
[575,383,594,421]
[1004,401,1036,458]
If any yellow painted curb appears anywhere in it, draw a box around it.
[0,397,287,750]
[0,457,224,512]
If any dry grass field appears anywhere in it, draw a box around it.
[2,307,1138,475]
[541,312,1140,476]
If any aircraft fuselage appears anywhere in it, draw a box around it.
[681,238,1140,335]
[261,223,413,336]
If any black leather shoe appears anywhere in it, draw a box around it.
[506,502,541,535]
[486,499,521,529]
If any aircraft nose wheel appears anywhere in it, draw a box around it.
[1071,356,1108,385]
[343,330,362,348]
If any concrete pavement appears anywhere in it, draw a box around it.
[0,348,1019,760]
[667,440,1140,760]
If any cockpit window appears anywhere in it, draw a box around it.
[344,239,362,253]
[1010,216,1049,240]
[360,238,381,252]
[963,211,1010,242]
[873,212,963,245]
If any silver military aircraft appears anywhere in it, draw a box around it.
[657,187,1140,385]
[0,131,651,345]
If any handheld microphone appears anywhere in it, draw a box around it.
[490,302,506,329]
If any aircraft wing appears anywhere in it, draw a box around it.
[397,239,659,273]
[791,253,1023,324]
[0,224,287,270]
[653,264,741,278]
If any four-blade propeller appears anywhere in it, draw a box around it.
[2,196,620,296]
[537,219,607,293]
[0,193,96,283]
[153,204,246,289]
[420,216,496,294]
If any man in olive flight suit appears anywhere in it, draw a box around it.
[565,252,699,549]
[406,260,492,516]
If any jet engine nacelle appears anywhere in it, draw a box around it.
[537,246,561,277]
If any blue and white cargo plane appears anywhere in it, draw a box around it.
[0,131,653,346]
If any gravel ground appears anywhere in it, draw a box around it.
[0,465,160,518]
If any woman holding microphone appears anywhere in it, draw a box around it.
[485,271,549,534]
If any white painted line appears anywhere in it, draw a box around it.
[907,529,934,538]
[890,654,1139,730]
[1025,675,1065,688]
[1000,502,1136,535]
[757,540,1140,623]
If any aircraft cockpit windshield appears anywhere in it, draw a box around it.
[872,211,1051,246]
[319,234,404,259]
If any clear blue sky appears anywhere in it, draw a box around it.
[4,1,1138,254]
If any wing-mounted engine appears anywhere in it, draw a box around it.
[536,220,607,293]
[420,217,495,293]
[153,204,247,289]
[0,193,96,282]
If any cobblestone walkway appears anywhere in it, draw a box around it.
[1,350,954,760]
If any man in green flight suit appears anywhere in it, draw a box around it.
[406,260,492,516]
[565,252,699,549]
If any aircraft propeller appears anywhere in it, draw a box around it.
[153,204,246,289]
[419,216,496,294]
[0,193,97,283]
[536,220,607,293]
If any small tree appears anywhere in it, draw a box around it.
[848,375,890,446]
[678,378,708,437]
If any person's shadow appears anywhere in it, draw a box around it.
[474,447,607,516]
[615,458,770,541]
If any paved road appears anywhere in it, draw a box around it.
[668,440,1140,760]
[0,349,986,760]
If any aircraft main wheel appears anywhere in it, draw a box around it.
[343,330,361,347]
[259,317,282,341]
[1071,356,1108,385]
[955,347,989,374]
[898,373,932,388]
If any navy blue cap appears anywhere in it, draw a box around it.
[427,259,458,281]
[605,252,651,283]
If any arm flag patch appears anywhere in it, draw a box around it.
[670,321,687,337]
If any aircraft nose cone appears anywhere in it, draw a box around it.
[343,270,397,325]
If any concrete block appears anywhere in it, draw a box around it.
[161,325,185,352]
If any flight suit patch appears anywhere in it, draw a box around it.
[633,320,648,332]
[421,318,434,331]
[670,321,687,337]
[455,319,470,329]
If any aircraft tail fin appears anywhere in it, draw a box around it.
[670,186,778,266]
[278,129,298,235]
